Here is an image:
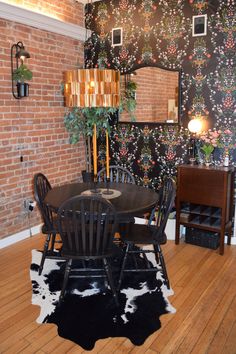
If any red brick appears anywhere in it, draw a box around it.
[0,6,85,239]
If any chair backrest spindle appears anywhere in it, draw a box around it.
[97,165,135,184]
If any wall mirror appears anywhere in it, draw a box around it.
[119,66,181,124]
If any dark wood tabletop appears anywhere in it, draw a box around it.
[44,182,158,218]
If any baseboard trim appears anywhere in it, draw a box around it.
[0,224,42,249]
[229,236,236,245]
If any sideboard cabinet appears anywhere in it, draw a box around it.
[175,165,235,255]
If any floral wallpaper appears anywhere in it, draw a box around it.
[85,0,236,188]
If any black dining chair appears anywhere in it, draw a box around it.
[57,195,119,306]
[117,177,176,291]
[97,165,135,184]
[34,173,62,275]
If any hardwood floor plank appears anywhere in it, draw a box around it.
[1,234,236,353]
[2,339,31,354]
[223,316,236,354]
[168,262,234,354]
[40,333,76,353]
[190,287,236,354]
[145,250,218,351]
[149,248,235,353]
[0,303,36,332]
[15,345,45,354]
[1,316,39,351]
[67,346,91,353]
[207,295,236,354]
[151,257,235,353]
[0,290,30,315]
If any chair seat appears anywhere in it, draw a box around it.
[120,223,167,245]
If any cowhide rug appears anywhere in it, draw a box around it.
[30,248,175,350]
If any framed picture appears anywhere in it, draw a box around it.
[112,28,123,47]
[192,14,207,37]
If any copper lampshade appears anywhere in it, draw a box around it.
[64,68,120,108]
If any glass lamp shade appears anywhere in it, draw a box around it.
[16,48,30,61]
[64,68,120,108]
[188,118,202,134]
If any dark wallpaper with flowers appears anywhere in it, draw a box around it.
[85,0,236,188]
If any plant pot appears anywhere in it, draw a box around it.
[16,82,29,98]
[81,170,94,182]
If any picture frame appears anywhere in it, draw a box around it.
[111,27,123,47]
[192,14,207,37]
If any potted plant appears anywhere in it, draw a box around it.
[64,79,137,180]
[198,129,219,166]
[64,106,117,181]
[12,63,33,97]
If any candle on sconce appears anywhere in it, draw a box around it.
[106,130,110,179]
[93,124,97,177]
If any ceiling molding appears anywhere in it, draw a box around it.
[76,0,100,3]
[0,1,87,41]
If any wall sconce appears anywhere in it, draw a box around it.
[11,41,32,99]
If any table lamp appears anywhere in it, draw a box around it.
[188,117,203,165]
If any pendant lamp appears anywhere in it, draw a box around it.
[64,68,120,108]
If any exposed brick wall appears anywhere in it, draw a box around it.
[3,0,84,26]
[0,2,85,240]
[120,67,178,123]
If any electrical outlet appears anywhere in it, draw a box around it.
[24,199,36,212]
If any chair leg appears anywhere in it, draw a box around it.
[50,232,57,252]
[117,243,130,291]
[142,251,151,268]
[132,248,139,269]
[38,233,51,275]
[154,249,160,265]
[103,258,119,307]
[154,244,170,289]
[59,259,72,304]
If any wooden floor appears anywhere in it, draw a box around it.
[1,235,236,354]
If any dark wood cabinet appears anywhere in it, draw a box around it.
[175,165,235,255]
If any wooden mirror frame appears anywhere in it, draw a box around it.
[119,64,182,125]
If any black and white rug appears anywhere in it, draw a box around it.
[30,248,175,350]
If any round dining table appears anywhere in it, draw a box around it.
[44,182,158,218]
